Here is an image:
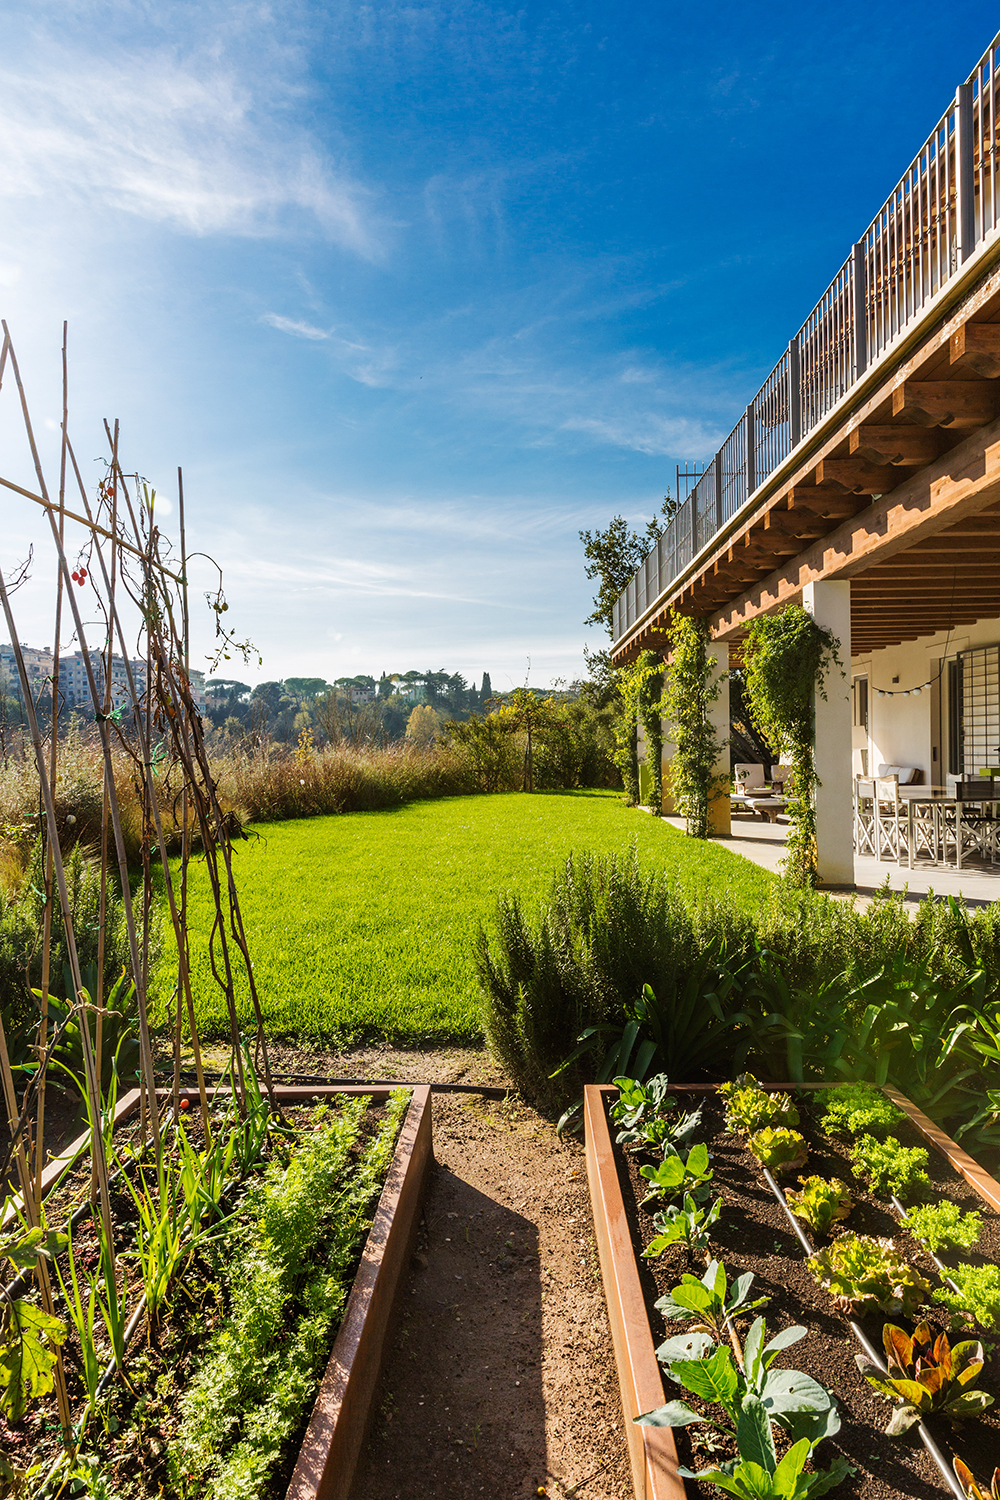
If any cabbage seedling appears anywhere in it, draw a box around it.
[639,1141,714,1205]
[644,1194,722,1258]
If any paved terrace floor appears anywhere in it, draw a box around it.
[659,812,1000,906]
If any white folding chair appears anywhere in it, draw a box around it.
[854,777,877,858]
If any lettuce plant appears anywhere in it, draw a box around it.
[955,1458,1000,1499]
[857,1321,993,1435]
[786,1177,852,1236]
[849,1134,931,1200]
[644,1194,722,1258]
[748,1127,808,1173]
[720,1075,799,1136]
[819,1084,903,1139]
[934,1263,1000,1333]
[655,1259,769,1342]
[807,1234,930,1317]
[640,1141,713,1205]
[902,1201,982,1255]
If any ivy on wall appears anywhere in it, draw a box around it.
[661,614,728,840]
[609,664,641,806]
[741,604,842,886]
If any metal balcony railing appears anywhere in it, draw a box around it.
[612,29,1000,648]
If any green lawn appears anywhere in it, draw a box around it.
[162,790,776,1045]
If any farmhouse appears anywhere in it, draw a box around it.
[612,31,1000,887]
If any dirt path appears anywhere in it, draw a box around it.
[263,1044,631,1500]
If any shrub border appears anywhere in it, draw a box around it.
[584,1080,1000,1500]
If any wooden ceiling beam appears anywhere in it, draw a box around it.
[848,425,947,466]
[949,322,1000,379]
[814,458,901,494]
[892,380,998,428]
[785,488,864,519]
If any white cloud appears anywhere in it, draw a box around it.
[262,314,331,341]
[0,47,381,255]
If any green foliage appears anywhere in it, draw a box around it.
[807,1234,930,1317]
[639,1141,713,1205]
[446,713,519,793]
[654,1259,769,1341]
[0,1221,68,1424]
[610,1073,676,1129]
[579,500,674,635]
[719,1076,799,1135]
[681,1437,854,1499]
[748,1127,808,1172]
[634,651,665,814]
[933,1263,1000,1333]
[902,1200,982,1254]
[785,1177,853,1237]
[741,605,842,886]
[818,1084,904,1139]
[849,1135,931,1200]
[173,1091,408,1499]
[616,1102,703,1155]
[644,1194,722,1257]
[857,1321,993,1436]
[662,614,728,839]
[480,845,767,1109]
[640,1313,843,1459]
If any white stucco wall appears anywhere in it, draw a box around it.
[851,615,1000,783]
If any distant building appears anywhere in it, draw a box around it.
[57,650,148,713]
[0,642,54,706]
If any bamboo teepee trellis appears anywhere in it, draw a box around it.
[0,322,273,1454]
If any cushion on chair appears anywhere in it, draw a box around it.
[876,764,921,784]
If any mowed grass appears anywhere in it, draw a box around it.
[162,790,776,1045]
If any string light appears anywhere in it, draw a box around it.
[873,680,932,698]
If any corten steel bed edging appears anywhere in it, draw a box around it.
[285,1083,433,1500]
[584,1084,687,1500]
[586,1079,1000,1500]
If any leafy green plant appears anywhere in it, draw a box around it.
[807,1235,930,1317]
[644,1195,722,1258]
[902,1201,982,1255]
[719,1075,799,1136]
[617,1102,704,1154]
[819,1084,903,1139]
[680,1433,854,1499]
[933,1263,1000,1333]
[741,604,842,886]
[748,1127,808,1173]
[639,1315,842,1450]
[639,1141,714,1205]
[610,1073,676,1128]
[173,1091,409,1500]
[955,1457,1000,1499]
[786,1177,853,1236]
[654,1259,769,1342]
[857,1321,993,1435]
[662,613,729,839]
[0,1221,67,1423]
[849,1134,930,1200]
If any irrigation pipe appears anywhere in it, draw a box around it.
[760,1163,965,1500]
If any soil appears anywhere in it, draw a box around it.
[615,1088,1000,1500]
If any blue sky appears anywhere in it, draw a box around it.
[0,0,995,690]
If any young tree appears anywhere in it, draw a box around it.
[579,495,677,634]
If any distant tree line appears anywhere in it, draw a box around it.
[202,669,497,746]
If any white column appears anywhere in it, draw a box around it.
[803,581,853,886]
[707,642,731,836]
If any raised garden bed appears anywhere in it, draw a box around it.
[1,1082,431,1500]
[585,1080,1000,1500]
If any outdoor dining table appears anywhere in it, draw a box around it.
[897,785,1000,870]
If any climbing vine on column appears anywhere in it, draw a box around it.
[635,650,665,814]
[741,604,842,886]
[661,614,728,839]
[609,663,641,807]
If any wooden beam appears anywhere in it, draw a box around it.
[892,380,998,428]
[848,425,946,466]
[786,488,863,518]
[814,458,900,494]
[949,322,1000,379]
